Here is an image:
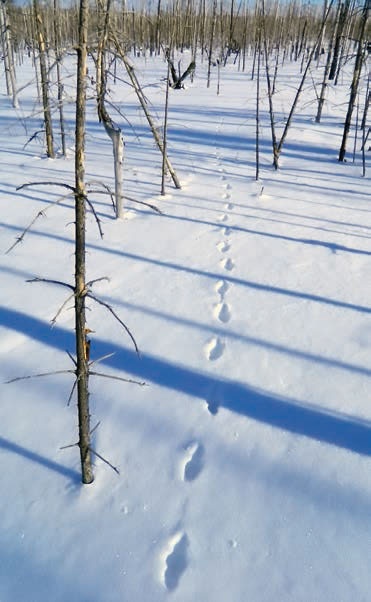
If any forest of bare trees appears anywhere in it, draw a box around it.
[2,0,369,483]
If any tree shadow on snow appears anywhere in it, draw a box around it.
[1,306,370,458]
[0,436,80,482]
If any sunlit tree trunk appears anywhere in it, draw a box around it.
[0,0,18,108]
[75,0,93,484]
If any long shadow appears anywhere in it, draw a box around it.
[1,306,370,457]
[152,211,371,257]
[0,436,79,482]
[152,201,370,241]
[89,295,371,378]
[1,222,371,315]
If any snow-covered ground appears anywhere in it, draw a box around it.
[1,51,370,601]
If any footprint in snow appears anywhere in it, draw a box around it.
[224,202,234,210]
[206,398,219,415]
[214,302,231,323]
[218,213,228,222]
[205,385,221,415]
[221,257,235,271]
[217,240,230,253]
[205,337,225,361]
[215,279,229,299]
[160,532,189,591]
[180,441,205,482]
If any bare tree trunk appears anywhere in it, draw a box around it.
[34,0,55,158]
[329,0,351,81]
[338,0,369,162]
[161,58,171,195]
[255,19,261,181]
[276,0,334,165]
[0,0,18,108]
[53,0,66,156]
[75,0,93,485]
[207,0,217,88]
[262,0,279,169]
[360,75,370,132]
[116,44,181,189]
[315,1,340,123]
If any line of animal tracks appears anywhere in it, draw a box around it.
[204,134,236,377]
[158,129,237,593]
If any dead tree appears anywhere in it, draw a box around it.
[329,0,352,81]
[53,0,66,156]
[113,38,181,189]
[75,0,93,484]
[96,0,124,218]
[33,0,55,158]
[0,0,18,108]
[338,0,369,162]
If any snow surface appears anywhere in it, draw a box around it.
[1,51,370,602]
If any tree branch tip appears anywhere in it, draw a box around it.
[60,442,78,450]
[89,447,120,475]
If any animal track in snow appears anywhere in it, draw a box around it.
[221,257,235,271]
[224,226,232,236]
[205,337,225,361]
[224,202,234,210]
[160,532,189,591]
[206,398,219,415]
[223,182,232,190]
[215,279,229,299]
[218,213,228,222]
[217,240,230,253]
[222,192,231,200]
[214,302,231,323]
[180,441,205,482]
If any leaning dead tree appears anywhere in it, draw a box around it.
[96,0,124,218]
[112,35,181,190]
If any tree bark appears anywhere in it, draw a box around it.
[75,0,93,484]
[33,0,55,158]
[338,0,369,162]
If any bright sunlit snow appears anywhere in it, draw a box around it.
[1,51,370,602]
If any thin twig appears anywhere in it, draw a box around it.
[60,441,78,450]
[89,352,116,366]
[90,421,101,435]
[66,350,77,366]
[6,190,75,254]
[86,276,110,287]
[67,378,78,406]
[51,292,76,325]
[85,195,104,238]
[90,370,147,386]
[87,292,139,354]
[23,130,44,150]
[5,211,45,254]
[124,195,163,214]
[5,369,74,384]
[17,181,75,193]
[27,277,75,292]
[89,447,120,474]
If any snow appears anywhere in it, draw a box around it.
[1,51,370,601]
